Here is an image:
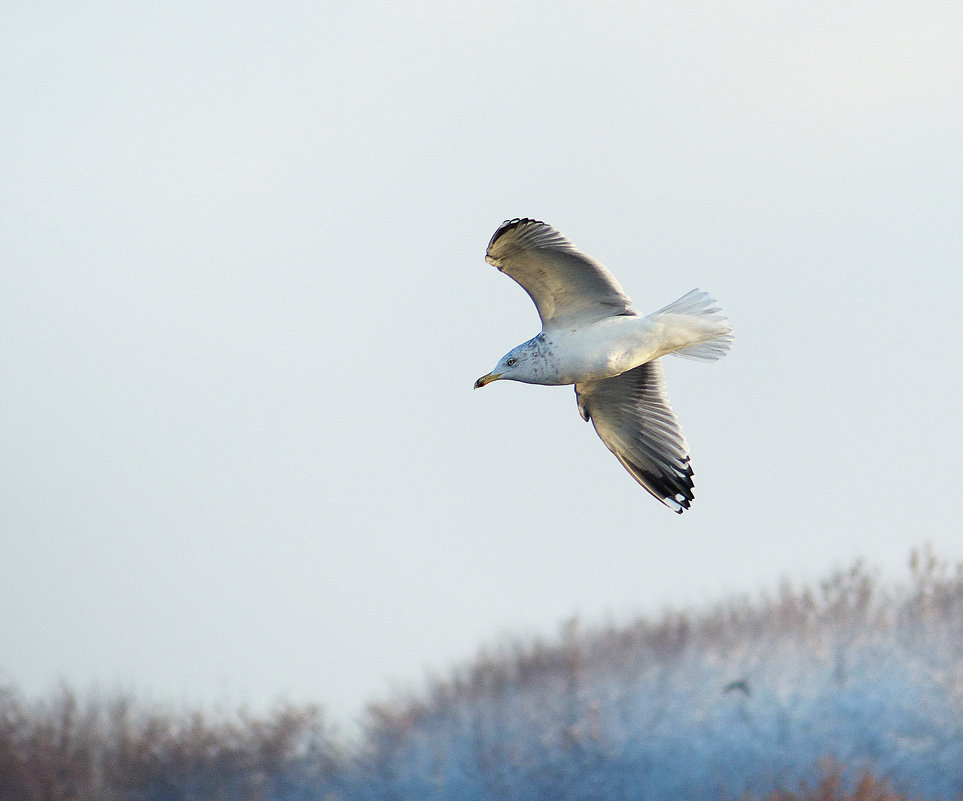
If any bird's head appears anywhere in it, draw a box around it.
[474,343,538,388]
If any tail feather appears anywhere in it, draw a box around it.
[652,289,733,362]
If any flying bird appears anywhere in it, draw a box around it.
[475,218,733,513]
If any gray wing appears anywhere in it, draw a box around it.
[485,219,632,328]
[575,360,694,513]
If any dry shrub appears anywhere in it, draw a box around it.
[754,762,924,801]
[0,685,335,801]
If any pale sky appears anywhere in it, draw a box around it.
[2,1,962,727]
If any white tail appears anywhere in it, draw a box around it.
[652,289,733,362]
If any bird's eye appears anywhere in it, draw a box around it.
[506,358,516,367]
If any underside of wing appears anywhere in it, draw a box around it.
[485,219,632,328]
[575,360,694,513]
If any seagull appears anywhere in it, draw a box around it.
[474,218,732,513]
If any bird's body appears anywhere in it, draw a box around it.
[499,310,727,386]
[475,218,732,514]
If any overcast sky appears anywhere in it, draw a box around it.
[2,1,962,727]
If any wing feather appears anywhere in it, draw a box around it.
[575,360,694,513]
[485,219,632,328]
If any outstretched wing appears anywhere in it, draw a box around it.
[485,218,632,328]
[575,360,694,513]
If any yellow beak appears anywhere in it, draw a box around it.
[474,372,500,389]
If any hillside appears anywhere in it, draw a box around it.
[2,548,961,800]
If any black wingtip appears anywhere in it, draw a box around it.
[617,453,694,513]
[487,217,544,252]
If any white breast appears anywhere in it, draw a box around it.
[546,316,664,384]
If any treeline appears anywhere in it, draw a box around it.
[0,688,338,801]
[2,547,961,800]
